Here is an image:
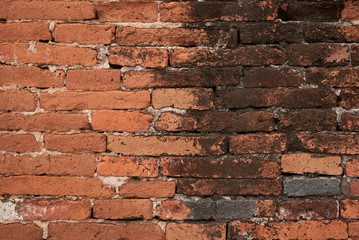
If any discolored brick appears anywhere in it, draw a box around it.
[166,223,226,240]
[284,178,341,197]
[230,134,287,154]
[119,180,175,198]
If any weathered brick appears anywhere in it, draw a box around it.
[170,47,286,67]
[49,155,95,177]
[107,135,227,156]
[93,199,152,220]
[284,178,341,197]
[353,45,359,66]
[230,134,287,154]
[66,69,121,91]
[255,200,276,218]
[346,159,359,177]
[48,223,164,240]
[161,157,280,178]
[349,222,359,240]
[119,180,175,198]
[45,133,106,153]
[166,223,226,240]
[54,24,115,44]
[97,156,158,177]
[160,1,277,22]
[109,46,168,68]
[40,91,150,110]
[278,200,338,220]
[96,2,158,22]
[0,176,113,197]
[0,223,43,240]
[288,44,349,66]
[177,179,282,196]
[0,134,40,152]
[281,153,342,175]
[18,199,91,221]
[152,88,213,110]
[155,112,197,132]
[341,89,359,108]
[342,0,359,22]
[341,199,359,219]
[0,90,37,112]
[304,24,359,43]
[307,67,359,87]
[0,22,51,41]
[341,113,359,131]
[215,200,256,220]
[0,154,48,175]
[123,68,241,89]
[157,200,215,220]
[345,181,359,197]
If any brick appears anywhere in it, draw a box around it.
[342,0,359,22]
[93,199,152,220]
[157,200,215,220]
[119,180,175,198]
[49,155,95,177]
[166,223,226,240]
[294,133,359,155]
[278,200,338,220]
[0,176,113,197]
[0,90,36,112]
[228,221,348,240]
[345,181,359,197]
[353,45,359,66]
[116,27,236,47]
[0,113,90,132]
[307,67,359,87]
[284,178,341,197]
[278,110,337,132]
[0,154,48,175]
[54,24,115,44]
[0,134,40,152]
[66,69,121,91]
[349,222,359,239]
[256,200,276,218]
[160,1,277,22]
[96,2,157,22]
[341,199,359,219]
[215,200,256,220]
[346,159,359,177]
[177,179,282,196]
[0,65,64,88]
[18,199,91,221]
[161,157,280,179]
[240,22,302,44]
[341,113,359,131]
[152,88,213,110]
[230,134,287,154]
[0,22,51,41]
[341,89,359,108]
[92,111,152,132]
[97,156,158,177]
[170,47,285,67]
[48,223,164,240]
[0,223,42,240]
[304,24,359,43]
[109,47,168,68]
[215,88,336,109]
[155,112,197,132]
[40,91,150,110]
[45,133,106,153]
[107,135,227,156]
[243,67,303,88]
[3,0,95,20]
[281,154,342,175]
[279,1,341,21]
[123,67,241,89]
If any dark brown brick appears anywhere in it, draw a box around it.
[352,45,359,66]
[304,24,359,43]
[307,67,359,87]
[230,134,287,154]
[341,113,359,131]
[166,223,226,240]
[341,89,359,108]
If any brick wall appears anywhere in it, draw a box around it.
[0,0,358,239]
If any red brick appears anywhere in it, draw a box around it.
[288,43,349,66]
[228,221,348,240]
[0,90,36,112]
[40,91,150,110]
[152,88,213,110]
[170,47,285,67]
[0,113,90,132]
[341,199,359,219]
[230,134,287,154]
[0,134,40,152]
[92,110,152,132]
[96,2,157,22]
[342,0,359,22]
[48,223,164,240]
[177,179,282,196]
[66,69,120,91]
[97,156,158,177]
[353,45,359,66]
[45,133,106,153]
[349,222,359,239]
[160,1,277,22]
[166,223,226,240]
[341,89,359,108]
[18,199,91,221]
[155,112,197,132]
[345,181,359,197]
[0,42,97,66]
[0,176,113,197]
[49,155,95,177]
[304,24,359,43]
[93,199,152,220]
[109,47,168,68]
[107,135,227,156]
[157,200,195,220]
[307,67,359,87]
[161,157,280,178]
[255,200,276,218]
[55,24,115,44]
[0,22,51,41]
[123,68,241,89]
[281,154,342,175]
[0,223,42,240]
[346,159,359,177]
[119,180,175,198]
[341,113,359,131]
[116,27,236,47]
[278,200,338,220]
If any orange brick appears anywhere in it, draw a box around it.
[230,134,287,154]
[166,223,226,240]
[347,159,359,177]
[0,22,51,41]
[255,200,277,217]
[346,181,359,197]
[0,90,36,112]
[0,223,42,240]
[349,222,359,239]
[342,0,359,22]
[0,134,40,152]
[119,180,175,198]
[49,155,95,177]
[341,199,359,219]
[66,70,121,91]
